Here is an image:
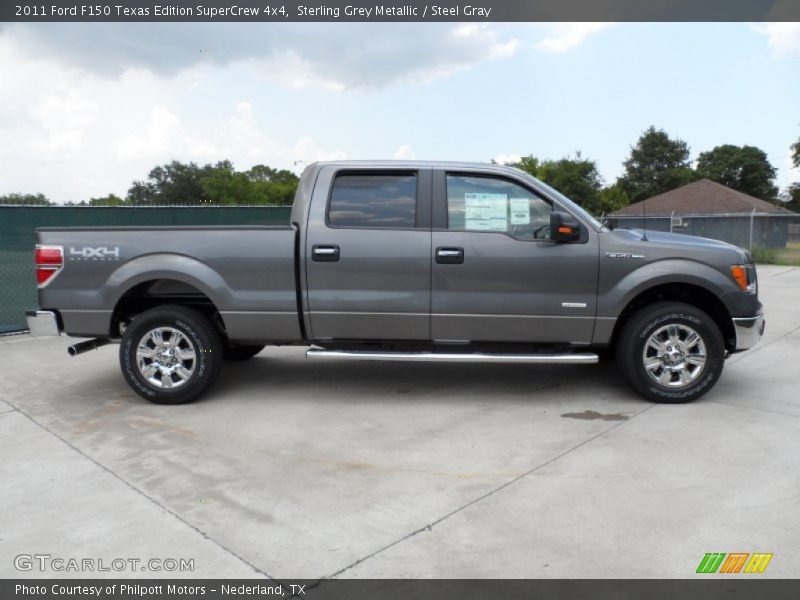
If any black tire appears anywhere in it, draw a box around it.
[120,304,223,404]
[224,345,265,361]
[616,301,725,403]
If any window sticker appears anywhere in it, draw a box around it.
[509,198,530,225]
[464,193,507,231]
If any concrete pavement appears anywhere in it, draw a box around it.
[1,265,798,579]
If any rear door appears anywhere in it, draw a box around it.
[430,170,599,344]
[304,166,432,341]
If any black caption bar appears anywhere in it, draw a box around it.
[3,0,800,22]
[3,579,800,600]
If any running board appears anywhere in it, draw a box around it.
[305,349,598,364]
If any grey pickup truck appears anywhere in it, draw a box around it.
[27,161,764,405]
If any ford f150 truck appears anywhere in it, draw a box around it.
[27,161,764,404]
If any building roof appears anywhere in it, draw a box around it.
[610,178,795,216]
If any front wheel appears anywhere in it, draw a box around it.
[616,301,725,403]
[120,305,223,404]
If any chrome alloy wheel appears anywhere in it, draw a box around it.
[642,323,707,388]
[136,327,197,389]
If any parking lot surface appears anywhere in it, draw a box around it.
[1,265,799,579]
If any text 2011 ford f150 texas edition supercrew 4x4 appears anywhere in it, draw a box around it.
[27,161,765,404]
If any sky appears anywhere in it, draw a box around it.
[0,21,798,203]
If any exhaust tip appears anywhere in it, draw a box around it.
[67,338,111,356]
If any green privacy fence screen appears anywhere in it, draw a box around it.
[0,205,292,334]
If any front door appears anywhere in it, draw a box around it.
[431,172,599,345]
[305,167,432,341]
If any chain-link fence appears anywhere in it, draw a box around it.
[0,205,292,334]
[605,212,800,250]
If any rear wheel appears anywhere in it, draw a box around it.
[223,344,265,361]
[616,301,724,403]
[120,305,223,404]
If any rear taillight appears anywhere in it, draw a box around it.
[35,245,63,287]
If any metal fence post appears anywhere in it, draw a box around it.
[669,211,674,233]
[749,208,755,250]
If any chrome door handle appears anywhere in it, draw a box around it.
[436,247,464,264]
[312,245,340,262]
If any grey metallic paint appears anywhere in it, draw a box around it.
[36,161,762,353]
[38,227,301,340]
[303,166,433,341]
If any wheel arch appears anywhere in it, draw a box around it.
[111,278,228,340]
[106,254,231,338]
[609,282,736,353]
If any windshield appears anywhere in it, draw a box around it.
[517,171,605,231]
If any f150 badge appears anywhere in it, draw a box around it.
[68,246,120,261]
[605,252,645,259]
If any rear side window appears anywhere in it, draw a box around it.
[328,173,417,229]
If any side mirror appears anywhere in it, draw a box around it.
[550,211,582,243]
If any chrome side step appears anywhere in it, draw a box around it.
[306,349,598,364]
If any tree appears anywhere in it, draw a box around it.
[0,193,52,205]
[246,165,299,205]
[247,165,298,185]
[127,160,221,205]
[88,194,126,206]
[199,163,299,205]
[510,153,605,214]
[508,156,541,177]
[127,160,299,205]
[696,144,778,201]
[597,184,630,215]
[200,164,260,205]
[786,136,800,212]
[787,185,800,212]
[618,126,697,202]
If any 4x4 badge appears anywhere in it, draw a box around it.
[68,246,120,261]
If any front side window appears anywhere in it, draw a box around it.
[328,173,417,228]
[446,174,553,240]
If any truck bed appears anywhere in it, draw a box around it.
[37,225,303,342]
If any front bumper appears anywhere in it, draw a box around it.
[25,310,61,337]
[732,312,765,351]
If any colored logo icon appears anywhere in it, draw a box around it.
[696,553,773,574]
